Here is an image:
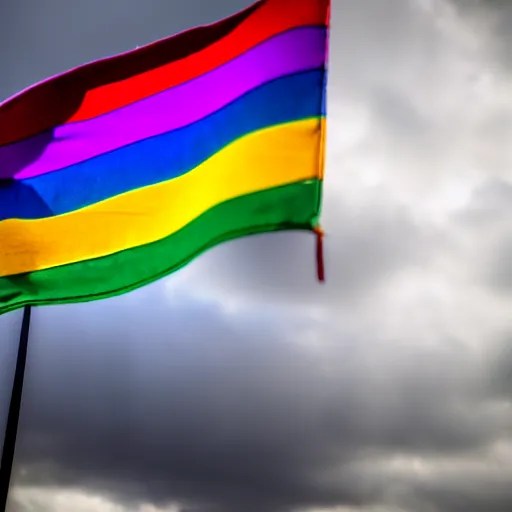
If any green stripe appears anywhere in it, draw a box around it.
[0,179,321,315]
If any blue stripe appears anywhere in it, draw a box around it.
[0,69,325,221]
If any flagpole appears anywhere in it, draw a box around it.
[0,305,32,512]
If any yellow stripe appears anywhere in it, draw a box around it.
[0,118,324,277]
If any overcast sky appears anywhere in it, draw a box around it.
[1,0,512,511]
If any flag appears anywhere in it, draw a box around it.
[0,0,330,315]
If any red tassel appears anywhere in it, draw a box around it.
[313,226,325,283]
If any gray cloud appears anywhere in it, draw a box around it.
[452,179,512,295]
[11,294,367,511]
[5,287,512,512]
[448,0,512,71]
[483,234,512,293]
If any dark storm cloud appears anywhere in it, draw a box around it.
[11,290,367,512]
[5,284,511,512]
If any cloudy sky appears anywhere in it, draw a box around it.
[1,0,512,511]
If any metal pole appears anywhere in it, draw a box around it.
[0,305,32,512]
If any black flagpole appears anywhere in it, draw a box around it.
[0,305,32,512]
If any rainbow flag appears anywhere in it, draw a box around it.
[0,0,330,315]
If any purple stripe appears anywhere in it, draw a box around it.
[0,27,327,181]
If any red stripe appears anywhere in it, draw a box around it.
[0,0,329,147]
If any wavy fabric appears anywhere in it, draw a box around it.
[0,0,330,145]
[0,119,323,277]
[0,27,326,180]
[0,180,321,315]
[1,70,325,220]
[0,0,330,315]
